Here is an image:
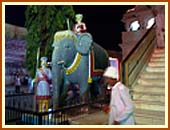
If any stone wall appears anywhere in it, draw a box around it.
[120,5,165,60]
[5,24,27,85]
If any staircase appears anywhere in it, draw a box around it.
[132,48,165,125]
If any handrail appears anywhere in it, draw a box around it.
[121,25,156,89]
[123,24,156,62]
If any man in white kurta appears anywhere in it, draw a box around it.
[103,66,135,125]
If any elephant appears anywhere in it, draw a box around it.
[51,30,109,108]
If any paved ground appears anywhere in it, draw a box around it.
[68,108,109,125]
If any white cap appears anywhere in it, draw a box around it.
[103,66,118,79]
[40,57,48,62]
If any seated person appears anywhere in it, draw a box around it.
[73,14,87,34]
[66,83,80,105]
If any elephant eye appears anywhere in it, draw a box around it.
[64,44,70,49]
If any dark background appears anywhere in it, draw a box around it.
[5,5,135,51]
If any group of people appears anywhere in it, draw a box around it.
[14,73,30,93]
[33,14,135,125]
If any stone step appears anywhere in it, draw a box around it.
[133,92,165,103]
[135,109,165,120]
[152,53,165,58]
[148,61,165,67]
[135,109,165,125]
[154,49,165,54]
[146,66,165,73]
[134,100,165,112]
[132,48,165,125]
[140,72,165,79]
[137,78,165,86]
[135,116,165,125]
[150,57,165,62]
[133,85,164,95]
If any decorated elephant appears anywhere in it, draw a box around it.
[52,30,108,108]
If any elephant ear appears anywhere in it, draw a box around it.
[76,33,93,55]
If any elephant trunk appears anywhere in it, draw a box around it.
[52,50,64,109]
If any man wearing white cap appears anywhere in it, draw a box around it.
[34,57,52,112]
[103,66,135,125]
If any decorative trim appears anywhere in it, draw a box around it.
[65,52,82,75]
[54,30,77,43]
[90,51,105,76]
[88,51,92,83]
[36,96,51,99]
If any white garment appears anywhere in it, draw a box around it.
[15,77,21,86]
[109,82,135,125]
[36,68,52,98]
[73,23,87,34]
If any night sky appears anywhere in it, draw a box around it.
[5,5,135,51]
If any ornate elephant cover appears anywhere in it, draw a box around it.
[90,43,108,77]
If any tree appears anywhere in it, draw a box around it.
[25,5,75,77]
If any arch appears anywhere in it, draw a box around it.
[129,20,140,31]
[146,17,155,29]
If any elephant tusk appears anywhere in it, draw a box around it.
[57,60,64,65]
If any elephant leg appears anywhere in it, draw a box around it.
[59,79,70,106]
[79,81,90,103]
[63,79,70,96]
[53,85,60,109]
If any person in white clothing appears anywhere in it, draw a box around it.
[34,57,52,112]
[103,66,135,125]
[15,73,21,93]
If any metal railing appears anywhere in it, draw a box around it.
[5,104,86,125]
[5,92,108,125]
[5,93,34,111]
